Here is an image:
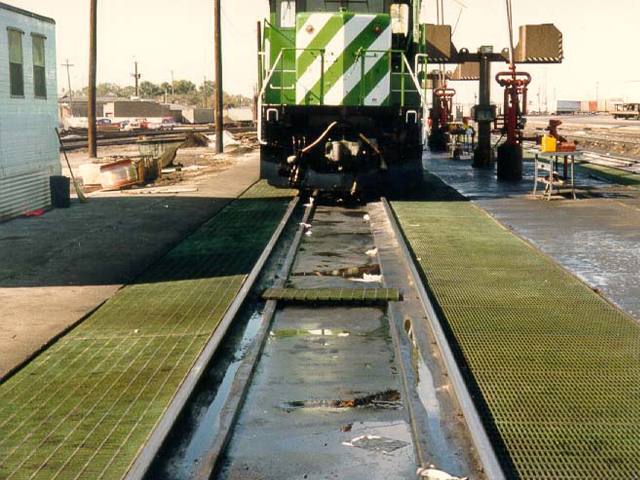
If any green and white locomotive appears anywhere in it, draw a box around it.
[258,0,428,192]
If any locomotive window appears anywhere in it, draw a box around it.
[281,0,296,28]
[390,4,409,35]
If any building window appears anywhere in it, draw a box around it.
[8,28,24,97]
[32,34,47,99]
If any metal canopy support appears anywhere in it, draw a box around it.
[472,48,496,169]
[424,23,563,176]
[214,0,223,154]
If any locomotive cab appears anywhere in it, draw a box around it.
[259,0,426,192]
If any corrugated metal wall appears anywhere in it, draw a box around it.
[0,170,50,220]
[0,6,59,222]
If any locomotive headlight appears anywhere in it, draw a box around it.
[374,25,382,34]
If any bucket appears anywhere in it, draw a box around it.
[50,176,70,208]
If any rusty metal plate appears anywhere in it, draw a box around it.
[425,24,453,63]
[514,24,563,63]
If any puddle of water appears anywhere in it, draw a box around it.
[415,350,461,474]
[148,309,264,480]
[270,329,350,338]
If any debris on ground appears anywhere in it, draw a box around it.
[342,435,409,454]
[416,466,469,480]
[349,273,383,283]
[339,423,353,433]
[293,264,381,278]
[285,390,401,411]
[121,187,198,195]
[365,247,378,257]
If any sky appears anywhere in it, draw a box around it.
[7,0,640,105]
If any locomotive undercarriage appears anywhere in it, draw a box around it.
[261,105,423,193]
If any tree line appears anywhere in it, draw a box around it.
[68,80,252,109]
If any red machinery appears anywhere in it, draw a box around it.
[495,68,531,180]
[428,87,456,152]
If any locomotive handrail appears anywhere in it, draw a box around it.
[279,47,326,105]
[414,53,429,104]
[257,50,283,144]
[357,49,425,107]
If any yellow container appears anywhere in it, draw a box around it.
[541,135,556,153]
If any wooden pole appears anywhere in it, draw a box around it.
[214,0,223,153]
[88,0,97,157]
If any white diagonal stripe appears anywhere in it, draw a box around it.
[321,15,378,105]
[364,71,391,106]
[297,54,323,104]
[324,24,392,105]
[296,13,332,59]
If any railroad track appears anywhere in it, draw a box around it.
[122,192,492,480]
[60,126,256,151]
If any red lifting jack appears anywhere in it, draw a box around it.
[428,87,456,152]
[495,68,531,180]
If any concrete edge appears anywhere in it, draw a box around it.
[123,195,300,480]
[381,197,506,480]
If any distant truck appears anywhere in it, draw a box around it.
[554,100,581,115]
[612,103,640,120]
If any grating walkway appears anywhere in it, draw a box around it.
[0,182,294,480]
[262,287,400,303]
[392,178,640,479]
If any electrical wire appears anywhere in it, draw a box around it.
[505,0,515,67]
[451,7,464,35]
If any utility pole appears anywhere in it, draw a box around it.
[203,75,207,108]
[132,60,141,97]
[62,59,74,116]
[88,0,98,157]
[214,0,224,153]
[171,70,175,101]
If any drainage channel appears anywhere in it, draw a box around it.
[141,196,486,480]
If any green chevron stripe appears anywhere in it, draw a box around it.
[341,53,390,106]
[303,16,389,105]
[296,14,352,80]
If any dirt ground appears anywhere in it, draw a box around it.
[0,138,261,381]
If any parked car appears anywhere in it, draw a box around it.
[147,117,180,131]
[96,118,120,132]
[125,118,148,131]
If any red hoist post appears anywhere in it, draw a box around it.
[495,68,531,180]
[428,87,456,152]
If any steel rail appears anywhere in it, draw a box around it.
[123,194,300,480]
[192,196,316,480]
[381,197,507,480]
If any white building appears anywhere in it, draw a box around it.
[0,2,58,221]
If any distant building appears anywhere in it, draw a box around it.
[103,100,171,118]
[0,2,58,221]
[59,95,121,118]
[225,107,253,123]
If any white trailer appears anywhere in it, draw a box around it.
[0,2,58,221]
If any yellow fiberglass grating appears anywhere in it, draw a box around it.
[392,182,640,478]
[0,181,294,480]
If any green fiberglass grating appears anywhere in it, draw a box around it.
[392,188,640,478]
[262,288,400,304]
[0,181,294,480]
